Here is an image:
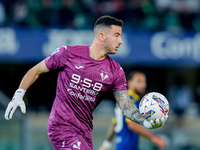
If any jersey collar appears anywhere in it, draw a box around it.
[127,89,140,103]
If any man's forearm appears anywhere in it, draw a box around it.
[127,121,154,139]
[113,90,145,125]
[105,122,115,141]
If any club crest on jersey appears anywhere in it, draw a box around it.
[100,71,109,81]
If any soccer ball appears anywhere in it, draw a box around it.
[139,92,169,121]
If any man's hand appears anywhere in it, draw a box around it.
[98,146,108,150]
[4,89,26,120]
[143,115,168,129]
[98,140,112,150]
[151,135,166,149]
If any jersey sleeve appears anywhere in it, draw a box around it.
[125,118,132,123]
[112,65,127,91]
[112,118,117,124]
[45,46,68,70]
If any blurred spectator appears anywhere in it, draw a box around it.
[154,0,200,32]
[93,0,126,21]
[171,0,199,32]
[0,1,6,26]
[58,0,74,28]
[37,0,56,27]
[1,0,200,31]
[27,0,57,28]
[154,0,182,32]
[139,0,160,30]
[124,0,160,31]
[154,0,177,32]
[124,0,145,29]
[26,0,41,28]
[13,0,28,27]
[167,75,194,124]
[3,0,16,26]
[59,0,91,29]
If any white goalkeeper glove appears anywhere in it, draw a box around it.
[143,115,169,129]
[4,88,26,120]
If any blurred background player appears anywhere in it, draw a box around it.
[98,71,166,150]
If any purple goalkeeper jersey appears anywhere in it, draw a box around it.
[45,45,127,139]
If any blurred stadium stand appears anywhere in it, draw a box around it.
[1,0,200,150]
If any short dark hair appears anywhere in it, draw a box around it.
[127,71,146,82]
[94,15,123,28]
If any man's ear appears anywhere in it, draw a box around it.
[127,80,131,88]
[99,32,105,42]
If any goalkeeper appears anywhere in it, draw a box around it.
[4,16,167,150]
